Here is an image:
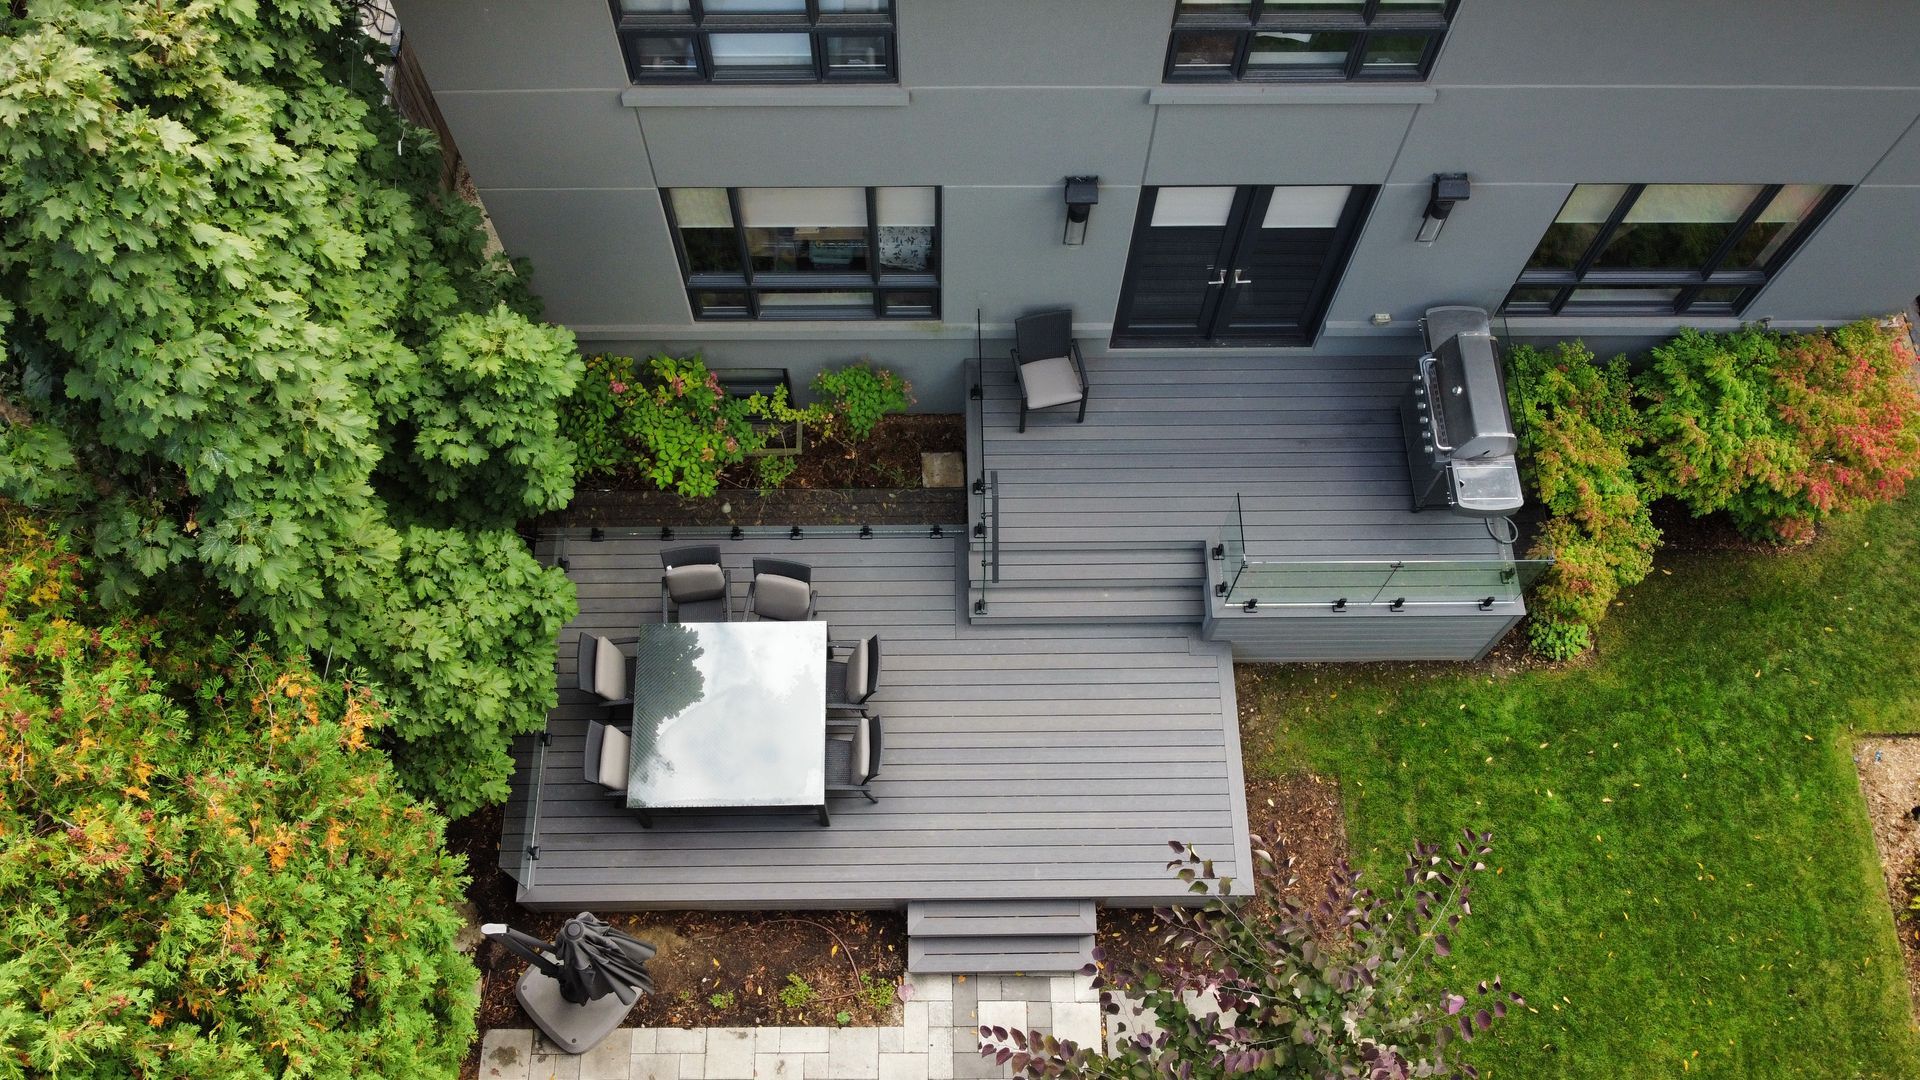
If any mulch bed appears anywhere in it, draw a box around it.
[445,805,907,1077]
[1853,735,1920,1015]
[1097,756,1351,978]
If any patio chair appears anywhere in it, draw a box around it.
[1011,308,1088,433]
[575,631,637,712]
[660,545,731,623]
[746,557,816,621]
[827,634,881,715]
[582,718,630,795]
[825,713,882,805]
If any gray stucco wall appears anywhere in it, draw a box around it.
[397,0,1920,410]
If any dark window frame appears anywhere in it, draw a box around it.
[1163,0,1457,84]
[662,186,941,321]
[610,1,897,85]
[1501,183,1849,318]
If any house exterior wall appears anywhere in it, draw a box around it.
[397,0,1920,410]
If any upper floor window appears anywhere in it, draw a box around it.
[664,186,939,320]
[1164,0,1455,83]
[1502,183,1847,317]
[612,1,895,84]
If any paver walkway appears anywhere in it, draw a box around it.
[478,973,1104,1080]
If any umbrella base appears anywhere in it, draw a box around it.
[516,968,636,1055]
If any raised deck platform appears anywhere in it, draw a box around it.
[965,353,1526,659]
[502,530,1250,914]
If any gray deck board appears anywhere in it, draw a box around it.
[969,354,1510,622]
[503,531,1250,911]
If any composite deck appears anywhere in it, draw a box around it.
[502,530,1250,912]
[967,353,1512,623]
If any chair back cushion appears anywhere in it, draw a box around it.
[664,563,727,603]
[592,635,628,701]
[597,726,630,792]
[752,573,814,621]
[753,557,813,585]
[844,636,878,703]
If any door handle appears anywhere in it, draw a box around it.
[1206,269,1227,287]
[1231,269,1254,286]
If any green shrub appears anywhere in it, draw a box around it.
[709,991,737,1009]
[859,974,897,1012]
[778,973,816,1009]
[1507,341,1659,658]
[560,356,915,490]
[1759,320,1920,542]
[812,362,914,442]
[1635,327,1805,539]
[560,353,641,480]
[1636,322,1920,542]
[0,503,477,1079]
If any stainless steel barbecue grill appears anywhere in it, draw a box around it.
[1401,306,1524,517]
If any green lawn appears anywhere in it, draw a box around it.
[1245,498,1920,1079]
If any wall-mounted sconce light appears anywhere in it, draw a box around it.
[1417,173,1471,244]
[1063,175,1099,245]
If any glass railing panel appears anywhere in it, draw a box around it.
[1218,493,1247,597]
[507,730,547,887]
[1224,558,1553,610]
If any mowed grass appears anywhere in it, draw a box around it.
[1244,498,1920,1079]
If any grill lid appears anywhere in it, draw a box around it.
[1429,331,1516,460]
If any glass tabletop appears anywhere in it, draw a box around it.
[625,620,828,810]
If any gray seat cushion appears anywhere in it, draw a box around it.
[664,563,726,603]
[1020,356,1083,410]
[596,726,630,792]
[753,573,814,621]
[592,635,628,702]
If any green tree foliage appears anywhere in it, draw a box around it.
[1506,341,1659,659]
[982,835,1520,1079]
[0,502,478,1078]
[0,1,578,813]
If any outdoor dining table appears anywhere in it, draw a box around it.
[624,620,830,826]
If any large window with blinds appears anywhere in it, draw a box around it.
[1502,183,1847,317]
[663,187,939,320]
[611,1,895,84]
[1164,0,1455,82]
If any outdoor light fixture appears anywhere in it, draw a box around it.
[1417,173,1471,244]
[1063,175,1099,245]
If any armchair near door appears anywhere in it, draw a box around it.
[1011,308,1088,432]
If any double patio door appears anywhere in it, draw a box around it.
[1113,185,1375,347]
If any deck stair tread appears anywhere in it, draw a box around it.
[907,899,1097,974]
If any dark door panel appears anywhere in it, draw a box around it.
[1114,185,1375,348]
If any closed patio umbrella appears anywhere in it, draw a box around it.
[483,913,658,1053]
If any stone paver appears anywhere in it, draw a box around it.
[487,969,1100,1080]
[706,1029,756,1079]
[755,1052,805,1078]
[631,1054,680,1080]
[658,1029,707,1055]
[482,1029,534,1080]
[878,1053,930,1080]
[782,1028,830,1054]
[974,1000,1026,1036]
[581,1029,634,1080]
[826,1026,880,1080]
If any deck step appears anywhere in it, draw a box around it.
[967,543,1206,624]
[907,900,1097,974]
[909,899,1096,936]
[907,935,1095,975]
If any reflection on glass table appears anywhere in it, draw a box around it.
[625,620,828,825]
